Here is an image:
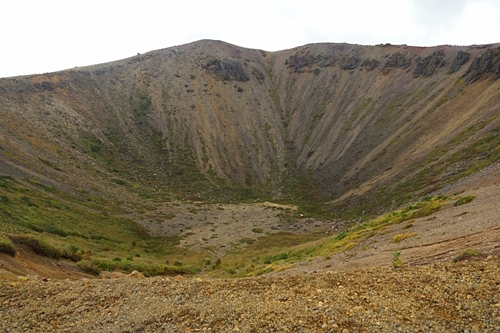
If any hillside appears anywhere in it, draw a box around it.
[0,40,499,277]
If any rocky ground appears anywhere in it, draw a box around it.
[1,258,499,332]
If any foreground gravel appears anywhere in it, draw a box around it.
[1,259,499,333]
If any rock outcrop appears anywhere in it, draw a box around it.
[463,46,500,84]
[381,51,412,72]
[450,50,471,73]
[204,59,250,82]
[413,50,446,77]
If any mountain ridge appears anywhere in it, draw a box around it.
[1,39,500,213]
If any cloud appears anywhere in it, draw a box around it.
[1,0,500,77]
[408,0,470,30]
[407,0,500,45]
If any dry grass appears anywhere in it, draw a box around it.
[390,232,418,243]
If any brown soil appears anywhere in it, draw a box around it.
[0,244,94,281]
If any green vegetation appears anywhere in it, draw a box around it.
[0,233,16,256]
[8,234,65,259]
[453,249,483,262]
[263,252,288,264]
[211,232,324,277]
[453,195,475,207]
[0,176,204,276]
[77,260,100,276]
[77,258,198,276]
[392,251,402,268]
[318,196,445,253]
[390,232,418,243]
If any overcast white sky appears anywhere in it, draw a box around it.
[1,0,500,78]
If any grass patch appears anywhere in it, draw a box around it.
[212,232,324,277]
[0,177,205,273]
[453,195,475,207]
[390,232,418,243]
[239,237,256,244]
[77,260,101,276]
[8,234,64,259]
[251,228,263,233]
[0,233,16,256]
[453,249,483,262]
[263,252,288,264]
[298,195,446,258]
[76,257,201,276]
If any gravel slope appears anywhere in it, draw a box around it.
[1,259,499,332]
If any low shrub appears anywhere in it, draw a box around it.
[453,195,475,207]
[392,251,402,268]
[9,234,63,259]
[390,232,418,243]
[239,237,256,244]
[263,252,288,264]
[0,234,16,256]
[77,260,100,276]
[453,249,483,262]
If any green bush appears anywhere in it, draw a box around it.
[62,245,82,262]
[81,259,199,277]
[453,249,482,262]
[0,234,16,256]
[77,260,100,276]
[112,178,127,186]
[21,196,38,207]
[9,234,63,259]
[453,195,475,207]
[392,251,402,268]
[264,252,288,264]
